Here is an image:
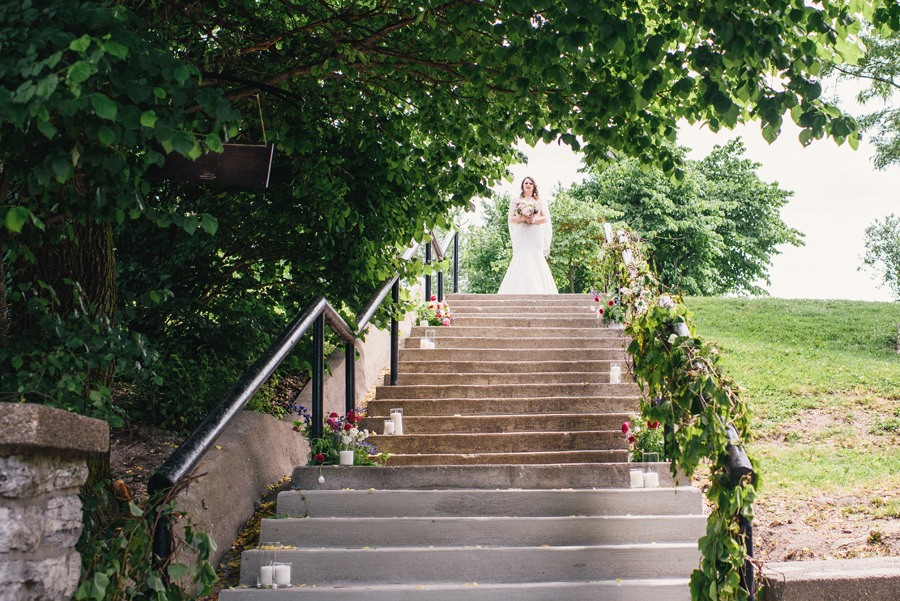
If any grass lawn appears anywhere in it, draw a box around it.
[686,296,900,560]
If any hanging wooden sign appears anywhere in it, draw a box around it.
[147,143,275,188]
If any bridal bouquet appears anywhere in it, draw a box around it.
[514,198,540,218]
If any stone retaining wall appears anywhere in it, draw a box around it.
[0,404,109,601]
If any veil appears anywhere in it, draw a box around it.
[542,201,552,257]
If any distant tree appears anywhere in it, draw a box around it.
[861,214,900,300]
[833,31,900,169]
[545,193,610,293]
[567,139,803,295]
[460,195,513,295]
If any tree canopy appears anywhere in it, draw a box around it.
[1,0,897,422]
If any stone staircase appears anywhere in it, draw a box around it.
[219,294,705,600]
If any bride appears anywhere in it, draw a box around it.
[497,176,558,295]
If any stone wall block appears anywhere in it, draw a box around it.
[0,455,89,499]
[42,495,84,549]
[0,504,42,552]
[0,553,81,601]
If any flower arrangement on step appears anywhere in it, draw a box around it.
[292,406,386,468]
[622,416,665,463]
[590,288,627,325]
[416,294,453,326]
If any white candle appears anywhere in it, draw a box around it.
[609,363,621,384]
[629,469,644,488]
[419,320,428,327]
[383,420,395,435]
[273,563,291,586]
[391,411,404,435]
[339,450,353,465]
[259,565,273,586]
[644,472,660,488]
[420,339,434,349]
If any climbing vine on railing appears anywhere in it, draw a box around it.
[602,227,759,601]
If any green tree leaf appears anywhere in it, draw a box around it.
[4,207,30,233]
[92,93,118,121]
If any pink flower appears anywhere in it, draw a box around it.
[608,300,614,306]
[621,422,630,434]
[647,420,659,429]
[442,318,450,326]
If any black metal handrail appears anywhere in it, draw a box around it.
[147,228,460,562]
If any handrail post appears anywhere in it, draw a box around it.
[425,240,432,301]
[437,270,444,302]
[390,279,399,386]
[312,313,325,438]
[345,341,355,414]
[453,232,459,293]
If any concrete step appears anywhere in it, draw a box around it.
[219,579,691,600]
[406,336,625,350]
[397,360,619,374]
[450,304,601,315]
[359,414,629,434]
[398,348,628,362]
[451,316,609,328]
[447,293,596,300]
[289,464,683,490]
[236,543,700,587]
[409,326,623,339]
[276,488,704,517]
[370,431,624,454]
[386,372,613,386]
[365,396,640,416]
[374,382,639,400]
[260,515,707,547]
[383,450,628,465]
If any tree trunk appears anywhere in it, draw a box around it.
[9,219,119,524]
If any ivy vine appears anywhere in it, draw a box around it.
[604,227,759,601]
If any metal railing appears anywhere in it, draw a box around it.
[147,229,459,561]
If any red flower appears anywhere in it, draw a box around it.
[329,412,339,418]
[292,426,300,432]
[599,308,604,315]
[314,454,325,463]
[344,423,353,431]
[594,295,600,302]
[627,435,636,444]
[647,420,659,429]
[347,410,358,422]
[608,300,614,306]
[430,295,437,301]
[621,422,630,434]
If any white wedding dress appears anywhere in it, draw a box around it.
[498,198,558,295]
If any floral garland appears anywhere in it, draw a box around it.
[603,227,758,601]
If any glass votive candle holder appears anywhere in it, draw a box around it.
[383,419,395,435]
[272,562,291,588]
[390,408,404,435]
[629,469,644,488]
[609,362,622,384]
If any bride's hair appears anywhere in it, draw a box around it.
[520,177,539,200]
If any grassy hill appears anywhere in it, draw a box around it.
[686,296,900,560]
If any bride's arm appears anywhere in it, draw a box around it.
[530,199,550,224]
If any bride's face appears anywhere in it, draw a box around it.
[522,179,535,195]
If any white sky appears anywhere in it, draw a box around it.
[490,79,900,303]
